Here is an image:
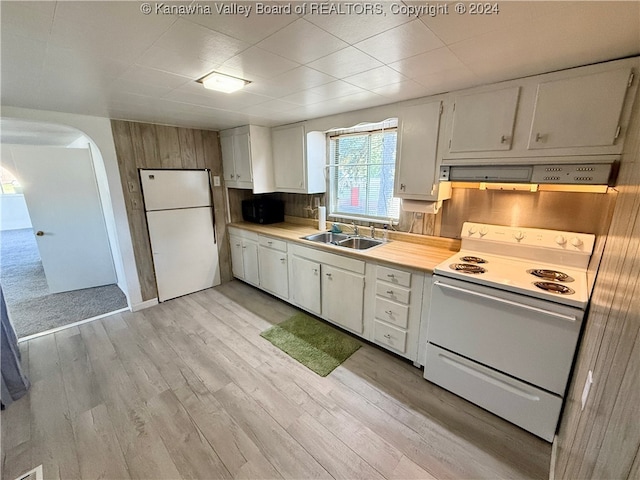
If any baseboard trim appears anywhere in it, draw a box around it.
[549,434,558,480]
[131,298,159,312]
[18,307,129,342]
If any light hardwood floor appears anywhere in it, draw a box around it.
[1,280,551,480]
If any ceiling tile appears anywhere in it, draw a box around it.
[371,80,432,101]
[184,9,300,44]
[343,66,407,90]
[217,47,300,80]
[304,7,411,44]
[389,47,466,79]
[0,1,56,41]
[164,88,272,111]
[354,19,444,64]
[257,19,348,64]
[137,46,217,79]
[49,1,176,64]
[307,47,383,78]
[118,66,192,89]
[245,66,336,98]
[152,18,250,65]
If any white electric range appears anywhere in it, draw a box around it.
[424,223,595,442]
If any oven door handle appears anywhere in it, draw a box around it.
[433,281,577,322]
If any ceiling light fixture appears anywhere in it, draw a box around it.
[198,71,250,93]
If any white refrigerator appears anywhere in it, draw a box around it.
[140,169,221,302]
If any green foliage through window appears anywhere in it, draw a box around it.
[329,122,400,222]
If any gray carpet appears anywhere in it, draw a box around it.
[1,228,128,338]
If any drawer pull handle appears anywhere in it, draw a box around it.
[383,334,391,339]
[325,273,332,278]
[386,290,394,294]
[385,310,393,316]
[280,258,286,262]
[268,241,273,245]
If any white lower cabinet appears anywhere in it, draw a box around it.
[229,229,259,286]
[290,255,321,316]
[321,265,364,334]
[289,244,365,335]
[364,264,425,361]
[258,235,288,300]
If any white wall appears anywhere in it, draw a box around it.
[0,195,32,230]
[1,107,143,310]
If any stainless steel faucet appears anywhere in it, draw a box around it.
[351,221,359,236]
[370,225,375,239]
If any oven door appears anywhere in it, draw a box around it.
[427,275,583,395]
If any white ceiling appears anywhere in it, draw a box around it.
[1,1,639,131]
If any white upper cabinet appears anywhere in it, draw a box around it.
[271,122,326,194]
[220,125,274,193]
[441,57,639,162]
[527,68,632,150]
[449,86,520,153]
[395,100,449,201]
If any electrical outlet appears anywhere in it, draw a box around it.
[213,175,221,187]
[581,370,593,411]
[127,180,137,192]
[131,197,142,210]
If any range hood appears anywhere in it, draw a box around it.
[439,156,618,186]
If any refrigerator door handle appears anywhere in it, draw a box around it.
[207,170,217,244]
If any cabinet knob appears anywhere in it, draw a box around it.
[268,241,273,245]
[280,258,286,262]
[500,135,509,144]
[325,273,332,278]
[383,334,391,339]
[400,184,406,191]
[386,290,394,295]
[242,246,247,249]
[387,274,395,278]
[385,310,393,315]
[235,243,241,247]
[236,174,241,178]
[535,132,545,143]
[36,230,45,236]
[313,269,318,274]
[230,174,235,178]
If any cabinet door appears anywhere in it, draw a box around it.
[528,67,631,150]
[230,235,244,279]
[258,246,289,299]
[220,135,236,183]
[321,265,364,334]
[232,131,253,184]
[395,101,442,199]
[242,240,260,286]
[272,124,306,192]
[291,255,321,315]
[449,86,519,153]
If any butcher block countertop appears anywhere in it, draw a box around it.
[228,220,461,274]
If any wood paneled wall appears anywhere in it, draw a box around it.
[111,120,231,301]
[554,85,640,479]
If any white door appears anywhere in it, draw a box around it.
[11,146,116,294]
[146,207,220,302]
[229,235,245,280]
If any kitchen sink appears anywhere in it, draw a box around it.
[302,232,384,250]
[302,232,352,244]
[337,237,384,250]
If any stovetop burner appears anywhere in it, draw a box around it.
[460,256,487,264]
[450,263,486,274]
[528,269,574,282]
[533,282,576,295]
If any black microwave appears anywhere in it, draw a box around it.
[242,198,284,224]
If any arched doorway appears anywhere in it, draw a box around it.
[0,119,128,338]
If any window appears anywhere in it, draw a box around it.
[328,120,400,223]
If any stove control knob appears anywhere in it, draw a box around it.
[479,227,488,237]
[555,235,567,246]
[513,231,525,241]
[468,225,477,236]
[570,237,583,248]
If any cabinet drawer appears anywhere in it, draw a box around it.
[228,226,258,241]
[374,298,409,329]
[424,344,562,442]
[373,321,407,353]
[377,266,411,287]
[375,282,410,304]
[258,235,287,252]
